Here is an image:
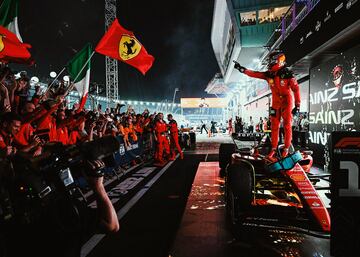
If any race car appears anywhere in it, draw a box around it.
[219,133,331,237]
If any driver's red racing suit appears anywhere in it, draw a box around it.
[243,68,301,150]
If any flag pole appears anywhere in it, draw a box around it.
[64,50,95,97]
[40,67,66,102]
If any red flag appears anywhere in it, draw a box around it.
[95,18,154,75]
[0,26,32,64]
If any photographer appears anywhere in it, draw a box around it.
[1,158,119,257]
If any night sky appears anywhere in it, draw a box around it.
[11,0,219,102]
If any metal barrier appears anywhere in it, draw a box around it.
[112,133,153,168]
[106,131,188,174]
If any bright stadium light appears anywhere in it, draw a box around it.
[128,101,132,105]
[162,103,166,107]
[152,103,156,106]
[63,75,70,82]
[134,101,138,105]
[157,103,161,106]
[30,76,39,85]
[140,101,143,105]
[50,71,57,78]
[168,103,171,107]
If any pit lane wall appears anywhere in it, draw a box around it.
[309,44,360,168]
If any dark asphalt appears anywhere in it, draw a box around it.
[83,148,330,257]
[86,154,206,257]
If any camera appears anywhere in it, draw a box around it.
[0,136,120,227]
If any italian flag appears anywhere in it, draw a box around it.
[0,0,23,42]
[67,43,93,110]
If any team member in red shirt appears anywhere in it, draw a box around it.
[167,114,183,160]
[0,112,41,157]
[15,101,36,145]
[55,109,69,145]
[234,51,300,162]
[67,115,88,145]
[0,112,21,157]
[153,113,170,165]
[33,96,65,142]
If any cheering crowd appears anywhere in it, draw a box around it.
[0,66,183,166]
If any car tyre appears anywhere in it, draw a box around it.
[219,143,235,170]
[225,161,254,236]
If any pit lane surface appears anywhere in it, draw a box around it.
[82,133,330,257]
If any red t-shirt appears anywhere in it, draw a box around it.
[56,127,69,145]
[15,123,34,146]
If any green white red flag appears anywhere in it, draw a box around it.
[67,43,92,110]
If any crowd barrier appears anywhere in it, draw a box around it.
[111,133,153,168]
[105,131,195,173]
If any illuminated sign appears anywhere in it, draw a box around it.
[309,44,360,166]
[180,98,228,108]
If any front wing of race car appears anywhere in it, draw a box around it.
[283,163,330,233]
[227,153,330,236]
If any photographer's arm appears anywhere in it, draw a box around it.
[86,168,119,233]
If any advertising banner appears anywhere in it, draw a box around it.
[330,131,360,256]
[113,135,144,167]
[180,98,228,108]
[309,44,360,167]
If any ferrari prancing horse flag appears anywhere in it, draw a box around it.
[95,18,154,75]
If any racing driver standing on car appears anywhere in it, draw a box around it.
[234,51,300,162]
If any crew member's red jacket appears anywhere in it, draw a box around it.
[168,120,178,134]
[15,122,34,146]
[28,100,63,142]
[155,120,168,135]
[56,126,69,145]
[37,116,57,142]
